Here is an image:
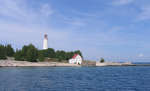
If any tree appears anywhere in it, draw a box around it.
[74,50,83,57]
[55,50,66,61]
[41,48,56,58]
[47,48,55,58]
[6,44,15,57]
[38,50,45,62]
[25,44,38,62]
[22,46,28,56]
[100,58,105,63]
[0,45,7,59]
[14,50,23,61]
[65,52,74,60]
[14,44,38,62]
[12,43,84,62]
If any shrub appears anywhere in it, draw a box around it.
[100,58,105,63]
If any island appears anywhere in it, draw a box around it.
[0,44,149,67]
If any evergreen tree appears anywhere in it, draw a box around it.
[41,48,56,58]
[12,43,84,62]
[25,44,38,62]
[6,44,15,57]
[14,50,23,61]
[14,44,38,62]
[55,50,66,61]
[38,50,45,62]
[0,45,7,59]
[47,48,55,58]
[22,46,28,56]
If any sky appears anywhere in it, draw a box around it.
[0,0,150,62]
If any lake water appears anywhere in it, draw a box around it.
[0,66,150,91]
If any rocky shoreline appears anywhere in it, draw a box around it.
[0,60,80,67]
[96,62,134,66]
[0,60,148,67]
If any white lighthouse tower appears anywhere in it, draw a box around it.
[43,34,48,50]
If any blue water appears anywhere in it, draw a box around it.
[0,67,150,91]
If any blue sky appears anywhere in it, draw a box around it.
[1,0,150,61]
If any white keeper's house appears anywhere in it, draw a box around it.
[69,54,82,65]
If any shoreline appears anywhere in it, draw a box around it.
[96,62,135,66]
[0,60,80,67]
[0,60,150,67]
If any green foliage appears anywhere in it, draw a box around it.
[0,45,7,59]
[37,49,83,62]
[47,48,55,58]
[25,44,38,62]
[65,52,74,60]
[74,50,83,57]
[55,50,66,61]
[0,44,15,59]
[21,45,28,59]
[0,43,83,62]
[6,44,15,57]
[100,58,105,63]
[14,44,38,62]
[38,50,45,62]
[42,48,56,58]
[14,50,23,61]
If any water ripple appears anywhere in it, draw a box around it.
[0,67,150,91]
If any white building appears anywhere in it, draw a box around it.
[43,34,48,50]
[69,54,82,65]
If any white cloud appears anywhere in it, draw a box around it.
[137,6,150,21]
[69,20,86,27]
[0,0,27,19]
[112,0,134,6]
[0,0,70,49]
[138,53,144,57]
[0,20,71,49]
[1,0,148,60]
[0,0,53,23]
[40,4,53,17]
[62,17,86,27]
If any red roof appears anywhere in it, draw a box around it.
[72,54,78,59]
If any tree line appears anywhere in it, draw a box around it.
[0,44,83,62]
[0,44,15,59]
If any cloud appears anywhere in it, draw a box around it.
[1,0,150,61]
[0,20,71,49]
[0,0,70,49]
[137,6,150,21]
[0,0,28,19]
[0,0,54,23]
[40,4,53,17]
[0,0,92,54]
[65,18,86,27]
[112,0,134,6]
[138,53,144,57]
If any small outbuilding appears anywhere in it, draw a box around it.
[69,54,82,65]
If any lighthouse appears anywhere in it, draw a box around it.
[43,34,48,50]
